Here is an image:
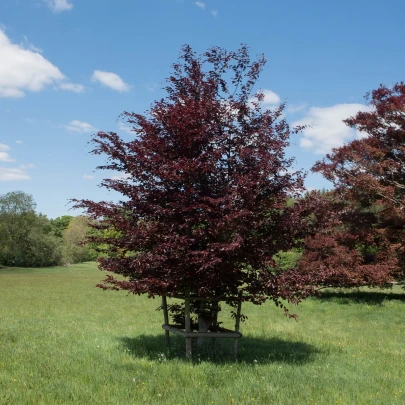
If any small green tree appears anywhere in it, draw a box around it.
[61,216,94,265]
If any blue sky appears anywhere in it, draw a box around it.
[1,0,405,218]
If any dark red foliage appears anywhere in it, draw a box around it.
[73,45,319,310]
[299,83,405,287]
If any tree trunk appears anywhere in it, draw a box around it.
[197,301,219,347]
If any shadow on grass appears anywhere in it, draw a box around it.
[314,289,405,305]
[119,334,320,364]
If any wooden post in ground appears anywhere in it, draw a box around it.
[184,289,192,359]
[211,301,219,347]
[162,295,170,351]
[233,292,242,361]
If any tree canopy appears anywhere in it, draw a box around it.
[61,216,95,265]
[74,45,321,318]
[0,191,61,267]
[298,83,405,287]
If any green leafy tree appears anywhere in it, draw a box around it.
[0,191,61,267]
[61,216,95,265]
[0,191,36,266]
[50,215,74,238]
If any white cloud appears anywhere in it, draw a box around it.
[0,29,65,98]
[64,120,97,133]
[15,140,23,144]
[110,173,131,180]
[195,1,206,9]
[287,103,307,114]
[249,89,281,109]
[0,144,15,162]
[0,152,15,162]
[294,103,372,154]
[91,70,130,93]
[146,83,158,92]
[0,146,34,180]
[0,167,30,181]
[45,0,73,13]
[82,174,94,180]
[20,163,35,169]
[118,122,133,134]
[261,89,281,106]
[211,10,218,17]
[0,144,11,151]
[58,82,85,93]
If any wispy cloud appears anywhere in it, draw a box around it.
[91,70,130,93]
[110,173,131,180]
[0,145,34,181]
[82,174,94,180]
[118,122,134,134]
[146,83,158,92]
[0,167,31,181]
[20,164,35,169]
[64,120,97,133]
[44,0,73,13]
[287,103,307,114]
[21,35,43,53]
[195,1,206,9]
[0,143,15,162]
[58,82,85,93]
[211,10,218,17]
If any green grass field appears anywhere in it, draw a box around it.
[1,263,404,404]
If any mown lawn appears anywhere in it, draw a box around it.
[0,263,404,404]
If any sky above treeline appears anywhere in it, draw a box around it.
[1,0,405,219]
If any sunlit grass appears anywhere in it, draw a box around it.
[0,263,404,404]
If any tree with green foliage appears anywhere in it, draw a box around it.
[50,215,74,238]
[0,191,61,267]
[61,216,95,265]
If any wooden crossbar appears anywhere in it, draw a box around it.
[171,295,241,302]
[162,324,242,339]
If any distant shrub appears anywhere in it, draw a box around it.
[274,249,302,271]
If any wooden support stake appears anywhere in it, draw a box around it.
[212,301,219,346]
[233,292,242,361]
[162,295,170,351]
[184,288,192,359]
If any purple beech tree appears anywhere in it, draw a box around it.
[74,45,318,330]
[298,83,405,288]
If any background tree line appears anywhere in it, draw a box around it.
[0,191,96,267]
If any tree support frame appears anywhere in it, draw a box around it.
[161,292,243,361]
